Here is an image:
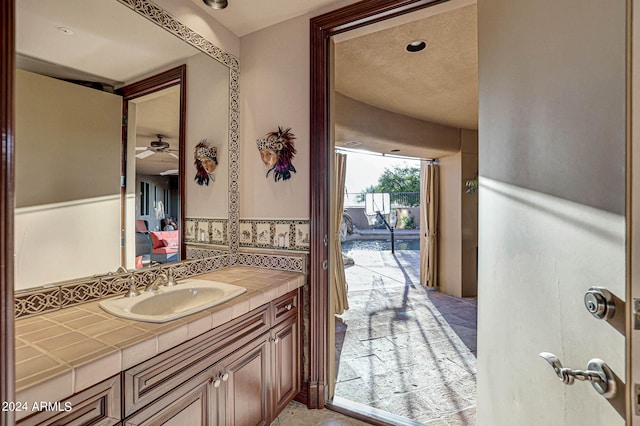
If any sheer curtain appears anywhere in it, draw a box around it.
[332,152,349,314]
[420,161,439,288]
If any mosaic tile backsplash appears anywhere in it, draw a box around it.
[239,219,310,251]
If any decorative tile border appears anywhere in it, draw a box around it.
[116,0,239,71]
[186,246,229,259]
[239,219,310,252]
[14,251,310,319]
[185,218,229,245]
[14,287,61,318]
[236,252,307,274]
[14,255,231,319]
[117,0,240,255]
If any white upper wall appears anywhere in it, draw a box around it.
[239,13,311,219]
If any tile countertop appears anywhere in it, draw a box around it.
[14,266,306,410]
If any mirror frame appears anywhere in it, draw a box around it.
[13,0,240,292]
[0,0,240,409]
[116,0,240,257]
[1,0,15,416]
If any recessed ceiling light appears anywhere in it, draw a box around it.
[57,27,74,36]
[203,0,228,9]
[406,40,427,53]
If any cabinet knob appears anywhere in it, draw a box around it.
[213,378,221,388]
[222,373,229,382]
[285,304,293,311]
[273,337,280,345]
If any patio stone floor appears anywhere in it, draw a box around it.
[333,248,477,425]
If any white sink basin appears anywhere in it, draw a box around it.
[99,279,246,323]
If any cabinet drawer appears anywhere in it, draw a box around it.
[270,289,299,326]
[123,371,215,426]
[18,375,120,426]
[124,305,269,417]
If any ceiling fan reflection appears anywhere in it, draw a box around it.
[135,134,178,159]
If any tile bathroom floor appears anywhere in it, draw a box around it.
[272,400,374,425]
[333,248,478,425]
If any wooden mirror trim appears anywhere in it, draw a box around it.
[309,0,443,410]
[1,0,15,422]
[118,66,188,261]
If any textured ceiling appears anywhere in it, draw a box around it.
[334,3,478,130]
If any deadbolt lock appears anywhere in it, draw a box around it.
[584,287,615,320]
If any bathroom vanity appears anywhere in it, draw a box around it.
[14,266,304,426]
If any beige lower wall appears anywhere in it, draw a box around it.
[15,69,121,208]
[15,196,121,290]
[14,69,122,289]
[335,92,461,159]
[438,130,478,297]
[438,153,463,296]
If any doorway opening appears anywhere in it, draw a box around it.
[118,65,187,270]
[310,0,479,424]
[332,150,477,425]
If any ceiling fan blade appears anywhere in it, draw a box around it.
[160,169,179,176]
[136,150,155,159]
[169,153,179,159]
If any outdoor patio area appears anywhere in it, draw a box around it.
[334,246,477,425]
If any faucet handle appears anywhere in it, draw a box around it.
[125,281,140,298]
[166,268,177,287]
[145,273,168,292]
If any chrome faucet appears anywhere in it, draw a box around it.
[146,273,168,292]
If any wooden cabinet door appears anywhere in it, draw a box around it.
[17,375,121,426]
[124,376,211,426]
[271,316,300,416]
[222,334,270,426]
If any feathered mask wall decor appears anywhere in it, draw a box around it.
[194,140,218,186]
[256,126,297,182]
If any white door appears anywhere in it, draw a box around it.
[477,0,628,425]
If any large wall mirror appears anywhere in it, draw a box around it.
[13,0,239,292]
